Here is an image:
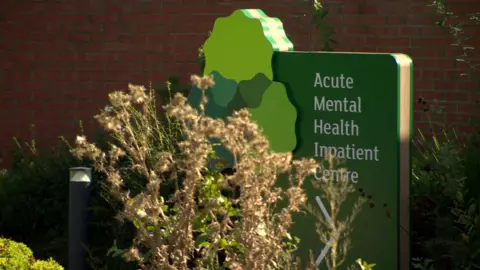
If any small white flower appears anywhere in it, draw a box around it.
[75,135,86,145]
[256,223,267,237]
[136,209,147,218]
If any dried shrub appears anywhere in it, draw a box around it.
[72,75,318,269]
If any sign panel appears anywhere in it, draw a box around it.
[273,52,412,269]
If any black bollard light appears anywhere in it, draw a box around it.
[68,167,92,270]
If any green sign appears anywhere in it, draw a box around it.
[274,52,412,269]
[188,9,412,270]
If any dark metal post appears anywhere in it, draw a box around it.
[69,167,92,270]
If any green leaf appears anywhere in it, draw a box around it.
[229,240,240,248]
[436,19,446,27]
[146,225,155,232]
[142,250,152,262]
[192,215,207,231]
[112,249,125,258]
[199,241,211,248]
[195,233,210,247]
[228,207,238,217]
[468,203,476,216]
[133,220,141,229]
[219,238,228,248]
[106,240,118,256]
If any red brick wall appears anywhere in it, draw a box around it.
[0,0,478,167]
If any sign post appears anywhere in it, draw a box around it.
[188,9,412,269]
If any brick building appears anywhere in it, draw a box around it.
[0,0,478,167]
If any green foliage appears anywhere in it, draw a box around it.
[0,238,63,270]
[412,130,480,269]
[429,0,480,78]
[355,258,376,270]
[198,31,210,75]
[103,148,304,269]
[31,258,64,270]
[312,0,336,51]
[105,159,249,268]
[0,87,192,270]
[0,132,169,269]
[414,3,480,268]
[427,0,479,130]
[155,74,190,104]
[0,237,33,269]
[295,0,336,51]
[0,137,80,267]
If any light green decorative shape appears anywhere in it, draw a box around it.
[250,82,297,153]
[203,9,293,82]
[209,71,237,108]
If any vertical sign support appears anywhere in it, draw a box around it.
[398,54,412,270]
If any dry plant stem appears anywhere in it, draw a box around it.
[308,155,366,270]
[72,75,319,269]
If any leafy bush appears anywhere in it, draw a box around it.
[0,132,166,269]
[412,1,480,268]
[0,237,63,270]
[0,138,81,267]
[0,237,33,269]
[0,85,186,270]
[31,258,64,270]
[412,130,480,270]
